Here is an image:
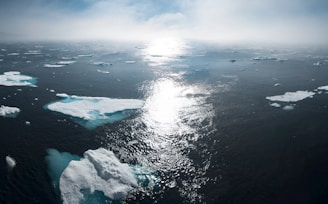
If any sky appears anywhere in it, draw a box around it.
[0,0,328,45]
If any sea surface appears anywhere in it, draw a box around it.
[1,40,328,203]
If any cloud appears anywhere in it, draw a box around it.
[0,0,327,45]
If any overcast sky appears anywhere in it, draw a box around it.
[0,0,327,44]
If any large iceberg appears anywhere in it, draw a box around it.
[44,93,144,129]
[46,148,156,204]
[265,91,315,102]
[0,71,37,87]
[0,105,20,118]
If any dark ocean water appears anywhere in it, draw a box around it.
[1,40,328,203]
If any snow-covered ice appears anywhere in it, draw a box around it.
[0,71,37,87]
[266,91,315,102]
[44,93,144,129]
[270,103,281,108]
[0,105,20,118]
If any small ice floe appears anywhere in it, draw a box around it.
[125,60,136,64]
[282,105,295,111]
[97,70,110,74]
[0,71,37,87]
[49,89,55,93]
[56,61,76,65]
[44,64,65,68]
[26,60,32,63]
[25,121,31,126]
[266,91,315,102]
[1,48,7,51]
[93,62,110,66]
[8,53,20,56]
[313,61,322,66]
[6,155,16,169]
[61,56,78,60]
[0,105,20,118]
[270,103,281,108]
[78,54,94,57]
[252,56,278,61]
[318,85,328,91]
[0,59,3,62]
[274,83,281,87]
[44,93,144,129]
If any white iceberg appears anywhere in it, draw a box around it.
[266,91,315,102]
[44,93,144,129]
[57,148,156,204]
[44,64,65,68]
[0,71,37,87]
[6,155,16,169]
[318,85,328,91]
[0,105,20,118]
[46,148,157,204]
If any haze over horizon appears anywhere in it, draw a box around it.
[0,0,328,45]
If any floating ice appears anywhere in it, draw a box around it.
[125,60,136,64]
[0,105,20,118]
[252,56,277,61]
[313,61,322,66]
[44,64,65,68]
[318,85,328,91]
[61,57,78,60]
[25,121,31,126]
[8,53,19,56]
[93,62,110,66]
[0,71,37,87]
[270,103,281,108]
[6,155,16,169]
[78,54,94,57]
[97,70,110,74]
[266,91,315,102]
[44,93,144,129]
[0,59,3,62]
[45,149,80,192]
[58,148,156,204]
[56,61,76,65]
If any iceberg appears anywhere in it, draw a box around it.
[0,71,37,87]
[44,93,144,129]
[0,105,20,118]
[318,85,328,91]
[266,91,315,102]
[6,155,16,169]
[56,148,156,204]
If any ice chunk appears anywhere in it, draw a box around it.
[125,61,136,64]
[252,56,277,61]
[44,64,65,68]
[56,61,76,65]
[318,85,328,91]
[78,54,94,57]
[97,70,110,74]
[270,103,281,108]
[6,155,16,169]
[0,71,37,87]
[24,50,42,55]
[59,148,154,204]
[25,121,31,125]
[61,57,78,60]
[0,105,20,118]
[266,91,315,102]
[313,61,322,66]
[44,93,144,129]
[0,59,3,62]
